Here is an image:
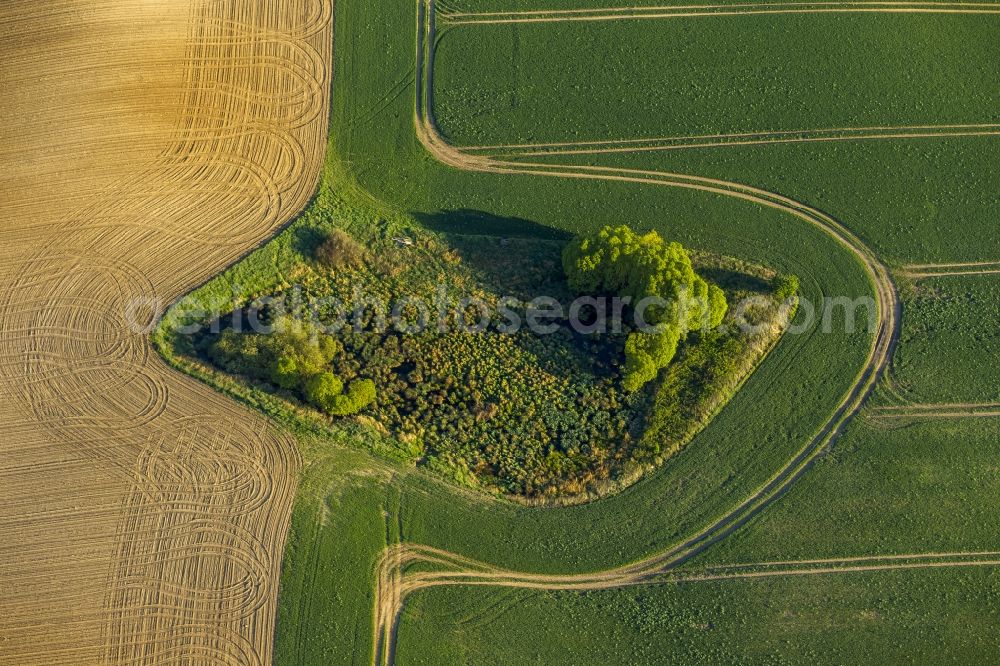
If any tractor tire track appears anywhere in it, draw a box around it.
[372,1,998,662]
[0,1,332,663]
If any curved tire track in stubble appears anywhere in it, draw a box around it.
[372,2,1000,663]
[0,1,332,664]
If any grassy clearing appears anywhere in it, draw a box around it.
[395,567,1000,664]
[433,14,1000,146]
[892,275,1000,404]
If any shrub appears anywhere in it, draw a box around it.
[623,326,681,392]
[314,229,364,270]
[265,316,342,384]
[327,379,377,416]
[707,282,728,328]
[303,372,345,412]
[210,329,242,366]
[271,354,301,389]
[774,273,800,301]
[208,316,372,415]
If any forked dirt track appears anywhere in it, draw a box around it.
[371,1,999,663]
[0,1,331,663]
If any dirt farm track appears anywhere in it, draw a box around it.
[0,1,332,663]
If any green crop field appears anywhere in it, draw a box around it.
[150,0,1000,663]
[391,417,1000,662]
[892,275,1000,403]
[700,417,1000,562]
[433,14,1000,146]
[395,567,1000,664]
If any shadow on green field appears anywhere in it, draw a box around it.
[414,208,572,241]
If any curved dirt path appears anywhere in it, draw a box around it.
[376,0,1000,660]
[369,1,913,663]
[0,1,331,663]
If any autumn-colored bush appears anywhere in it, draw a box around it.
[315,229,365,270]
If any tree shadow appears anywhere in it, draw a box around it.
[413,208,572,241]
[291,222,328,259]
[697,265,772,294]
[412,209,618,378]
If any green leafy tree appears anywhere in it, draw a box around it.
[303,372,345,412]
[623,325,681,392]
[707,284,728,328]
[563,225,728,391]
[271,353,301,389]
[326,378,377,416]
[303,372,374,417]
[210,316,375,415]
[264,316,341,381]
[209,328,242,366]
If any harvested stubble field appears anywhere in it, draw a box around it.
[0,0,331,663]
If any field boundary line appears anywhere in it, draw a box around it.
[901,260,1000,279]
[440,1,1000,24]
[667,550,1000,582]
[0,1,334,663]
[868,402,1000,420]
[467,125,1000,155]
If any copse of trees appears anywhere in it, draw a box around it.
[185,227,780,498]
[210,316,375,416]
[563,225,728,391]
